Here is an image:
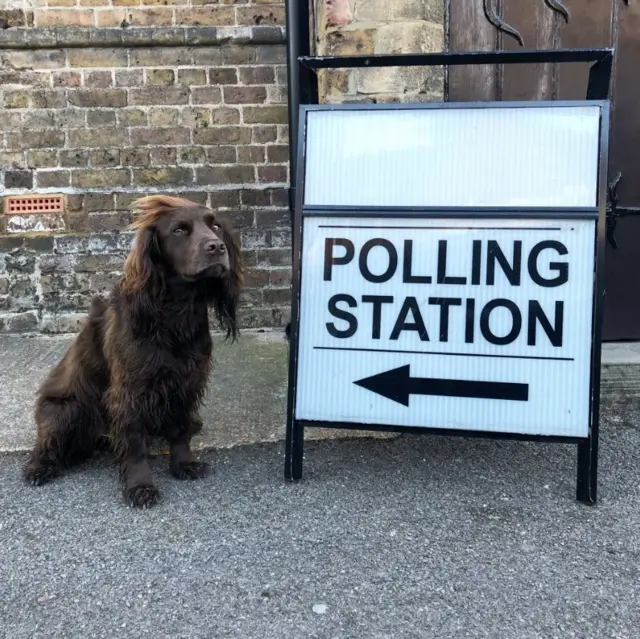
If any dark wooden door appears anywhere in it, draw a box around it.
[446,0,640,341]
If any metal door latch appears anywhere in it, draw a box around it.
[606,172,640,249]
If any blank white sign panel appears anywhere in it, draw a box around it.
[295,217,596,437]
[303,106,601,208]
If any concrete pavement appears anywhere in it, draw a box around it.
[0,330,289,453]
[1,407,639,638]
[1,332,640,637]
[2,332,640,453]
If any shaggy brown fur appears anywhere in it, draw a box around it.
[23,195,243,508]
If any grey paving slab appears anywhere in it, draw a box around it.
[0,331,290,453]
[0,406,639,638]
[1,334,640,453]
[601,343,640,365]
[0,336,70,452]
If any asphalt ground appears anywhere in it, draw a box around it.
[1,404,639,639]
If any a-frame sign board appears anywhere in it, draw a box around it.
[285,99,610,504]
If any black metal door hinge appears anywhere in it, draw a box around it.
[544,0,570,23]
[483,0,524,46]
[482,0,573,47]
[606,172,640,249]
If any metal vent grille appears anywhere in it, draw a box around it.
[4,195,65,215]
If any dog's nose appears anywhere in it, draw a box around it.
[205,240,226,254]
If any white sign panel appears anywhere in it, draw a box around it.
[295,217,596,438]
[303,106,602,208]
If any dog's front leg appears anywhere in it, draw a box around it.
[167,411,210,480]
[110,397,160,508]
[119,429,159,508]
[169,433,210,480]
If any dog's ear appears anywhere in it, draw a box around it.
[220,216,244,303]
[121,226,159,296]
[211,216,244,341]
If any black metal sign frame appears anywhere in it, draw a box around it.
[283,44,613,505]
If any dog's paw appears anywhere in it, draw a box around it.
[189,416,204,436]
[125,484,160,509]
[170,460,210,480]
[23,461,58,487]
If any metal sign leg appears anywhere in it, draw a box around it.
[285,420,304,481]
[576,433,599,504]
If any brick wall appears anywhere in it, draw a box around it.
[0,24,291,334]
[314,0,445,103]
[1,0,285,29]
[0,0,446,335]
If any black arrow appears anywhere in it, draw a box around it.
[354,365,529,406]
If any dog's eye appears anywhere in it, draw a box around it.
[173,226,189,236]
[211,224,220,231]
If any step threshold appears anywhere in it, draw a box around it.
[602,342,640,365]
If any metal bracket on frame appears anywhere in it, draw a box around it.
[606,173,640,249]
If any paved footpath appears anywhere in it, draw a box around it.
[1,405,639,639]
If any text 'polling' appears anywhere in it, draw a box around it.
[322,236,570,347]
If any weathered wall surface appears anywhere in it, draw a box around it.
[314,0,445,103]
[1,0,284,29]
[0,0,444,335]
[0,22,290,334]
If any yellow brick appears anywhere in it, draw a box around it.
[236,6,285,26]
[96,9,127,27]
[127,8,174,26]
[80,0,111,6]
[175,7,235,26]
[35,9,95,27]
[68,48,129,68]
[325,28,376,56]
[112,0,141,6]
[318,69,350,99]
[46,0,76,7]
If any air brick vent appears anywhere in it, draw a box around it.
[4,195,66,215]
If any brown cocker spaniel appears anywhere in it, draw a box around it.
[23,195,243,508]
